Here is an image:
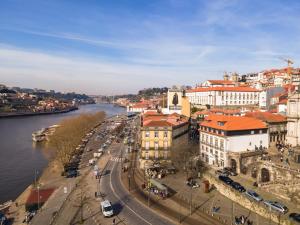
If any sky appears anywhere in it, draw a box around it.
[0,0,300,95]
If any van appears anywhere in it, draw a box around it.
[100,200,114,217]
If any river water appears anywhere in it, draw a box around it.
[0,103,125,203]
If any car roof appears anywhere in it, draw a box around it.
[101,200,111,207]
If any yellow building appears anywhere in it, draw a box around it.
[139,113,189,169]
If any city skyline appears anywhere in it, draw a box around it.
[1,0,300,95]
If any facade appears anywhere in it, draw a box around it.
[201,80,236,87]
[139,113,189,169]
[162,87,191,117]
[244,111,287,146]
[186,86,260,107]
[199,115,268,169]
[286,90,300,146]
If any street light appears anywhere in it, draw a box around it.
[128,174,131,191]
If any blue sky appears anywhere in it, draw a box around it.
[0,0,300,94]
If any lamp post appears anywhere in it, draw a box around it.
[128,174,131,192]
[37,185,40,210]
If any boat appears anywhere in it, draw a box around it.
[32,129,46,142]
[32,124,60,142]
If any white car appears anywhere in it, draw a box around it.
[100,200,114,217]
[245,190,263,202]
[264,200,288,214]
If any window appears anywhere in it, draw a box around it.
[210,136,213,145]
[145,141,150,150]
[145,131,150,138]
[215,138,218,147]
[154,142,159,150]
[164,131,168,137]
[259,130,263,134]
[220,139,224,149]
[164,151,168,159]
[145,152,149,160]
[164,141,168,150]
[155,151,159,159]
[251,130,254,134]
[154,131,159,138]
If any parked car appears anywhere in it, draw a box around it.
[65,170,78,178]
[245,190,263,201]
[215,169,229,176]
[264,201,288,214]
[218,175,233,185]
[100,200,114,217]
[230,182,246,192]
[289,213,300,223]
[224,167,238,176]
[186,178,200,188]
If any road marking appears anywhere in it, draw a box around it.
[110,157,123,162]
[109,156,153,225]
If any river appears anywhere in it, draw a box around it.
[0,103,125,203]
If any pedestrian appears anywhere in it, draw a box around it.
[112,218,116,225]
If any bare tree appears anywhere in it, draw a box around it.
[49,112,105,167]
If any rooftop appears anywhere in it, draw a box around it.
[245,111,286,123]
[200,114,267,131]
[186,86,259,93]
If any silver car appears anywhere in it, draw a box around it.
[245,190,263,202]
[264,200,288,214]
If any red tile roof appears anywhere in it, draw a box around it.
[200,115,267,131]
[187,86,259,93]
[245,111,286,123]
[143,113,188,127]
[278,99,287,104]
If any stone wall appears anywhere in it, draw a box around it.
[203,173,292,225]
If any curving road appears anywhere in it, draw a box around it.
[100,143,174,225]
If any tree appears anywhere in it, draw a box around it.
[49,112,105,167]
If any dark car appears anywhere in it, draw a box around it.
[224,167,238,176]
[231,182,246,192]
[219,175,233,185]
[289,213,300,223]
[65,170,78,178]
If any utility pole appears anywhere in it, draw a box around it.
[147,175,150,207]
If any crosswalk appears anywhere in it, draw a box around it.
[110,157,123,162]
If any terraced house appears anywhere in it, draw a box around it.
[139,112,189,169]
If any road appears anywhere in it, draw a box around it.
[100,142,174,225]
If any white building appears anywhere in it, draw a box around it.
[201,80,236,88]
[186,86,260,107]
[199,115,268,168]
[286,90,300,146]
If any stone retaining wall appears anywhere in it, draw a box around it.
[203,173,293,225]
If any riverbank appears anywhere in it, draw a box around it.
[7,112,124,224]
[0,106,78,118]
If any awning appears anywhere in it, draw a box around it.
[149,179,167,191]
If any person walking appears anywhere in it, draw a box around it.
[112,218,116,225]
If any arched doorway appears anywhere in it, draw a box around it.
[261,168,270,182]
[251,167,257,179]
[231,159,237,172]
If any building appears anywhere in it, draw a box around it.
[244,111,287,146]
[162,86,191,117]
[186,86,260,107]
[201,80,236,88]
[139,113,189,169]
[286,89,300,146]
[199,115,268,170]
